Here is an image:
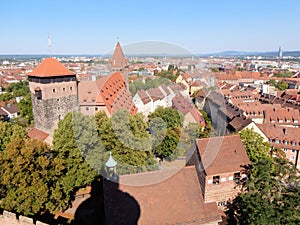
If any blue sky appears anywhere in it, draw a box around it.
[0,0,299,54]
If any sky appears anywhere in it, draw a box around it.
[0,0,299,54]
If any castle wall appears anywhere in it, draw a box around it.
[29,78,78,134]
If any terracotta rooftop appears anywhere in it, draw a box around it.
[28,58,75,77]
[28,128,49,142]
[104,166,220,225]
[256,123,300,151]
[196,135,250,175]
[78,71,137,115]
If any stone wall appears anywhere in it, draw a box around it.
[0,211,48,225]
[31,93,78,134]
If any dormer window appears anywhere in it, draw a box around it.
[213,175,220,185]
[292,141,296,146]
[275,139,280,144]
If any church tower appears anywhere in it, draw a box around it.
[109,42,129,88]
[109,41,129,71]
[28,58,77,134]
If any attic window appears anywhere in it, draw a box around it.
[213,176,220,185]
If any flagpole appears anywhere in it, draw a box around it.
[48,33,52,58]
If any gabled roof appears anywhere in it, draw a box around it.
[78,71,137,115]
[28,58,75,77]
[104,166,220,225]
[196,135,250,175]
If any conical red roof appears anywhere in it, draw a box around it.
[109,42,128,69]
[28,58,75,77]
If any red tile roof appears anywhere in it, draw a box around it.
[28,128,49,141]
[78,71,137,115]
[196,135,250,175]
[105,166,220,225]
[256,123,300,151]
[28,58,75,77]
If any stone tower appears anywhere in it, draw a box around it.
[28,58,77,134]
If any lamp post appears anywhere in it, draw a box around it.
[105,151,117,180]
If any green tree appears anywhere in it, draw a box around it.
[0,138,53,216]
[226,157,300,225]
[148,106,183,129]
[239,128,271,163]
[49,112,101,213]
[0,121,26,151]
[95,110,157,175]
[149,107,184,160]
[17,93,34,126]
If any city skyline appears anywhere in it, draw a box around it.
[1,0,299,54]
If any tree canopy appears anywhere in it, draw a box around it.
[227,157,300,225]
[95,110,157,175]
[0,138,53,215]
[239,128,272,163]
[227,129,300,224]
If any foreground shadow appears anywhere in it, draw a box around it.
[74,175,140,225]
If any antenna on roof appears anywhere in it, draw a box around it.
[48,33,52,58]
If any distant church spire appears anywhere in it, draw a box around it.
[109,41,129,71]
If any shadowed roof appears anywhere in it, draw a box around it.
[107,166,220,225]
[28,58,75,77]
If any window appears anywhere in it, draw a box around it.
[86,107,89,111]
[234,172,240,184]
[63,88,66,91]
[284,141,288,145]
[294,120,298,124]
[217,201,227,207]
[283,148,288,152]
[95,107,98,111]
[292,150,296,153]
[58,115,61,121]
[57,99,60,102]
[213,176,220,185]
[275,139,280,144]
[70,87,73,91]
[292,142,296,146]
[52,89,56,93]
[35,90,42,100]
[290,156,295,160]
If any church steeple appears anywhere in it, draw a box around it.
[109,41,129,71]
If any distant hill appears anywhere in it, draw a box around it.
[197,51,300,57]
